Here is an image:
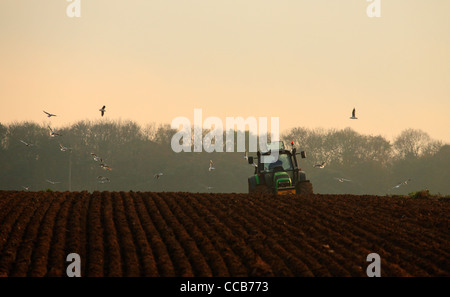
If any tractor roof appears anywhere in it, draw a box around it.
[265,141,285,151]
[261,149,291,156]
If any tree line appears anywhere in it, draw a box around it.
[0,120,448,195]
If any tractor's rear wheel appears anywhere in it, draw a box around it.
[249,184,272,194]
[255,185,272,193]
[296,181,313,195]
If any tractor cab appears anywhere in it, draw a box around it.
[247,141,313,195]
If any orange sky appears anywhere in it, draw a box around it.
[1,0,449,143]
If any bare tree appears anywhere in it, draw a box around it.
[394,129,442,159]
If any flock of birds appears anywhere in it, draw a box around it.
[19,106,411,192]
[21,105,218,191]
[309,108,412,191]
[20,106,116,191]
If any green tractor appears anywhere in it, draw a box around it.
[247,141,313,195]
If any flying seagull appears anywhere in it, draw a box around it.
[90,153,103,162]
[22,186,30,191]
[392,179,411,189]
[199,183,214,190]
[99,105,106,117]
[46,179,61,185]
[43,111,57,118]
[313,161,326,168]
[334,177,352,183]
[48,126,62,137]
[59,144,72,152]
[100,163,112,171]
[97,176,110,183]
[209,160,215,171]
[350,108,358,119]
[20,140,34,147]
[154,173,163,180]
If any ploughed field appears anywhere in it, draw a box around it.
[0,191,448,277]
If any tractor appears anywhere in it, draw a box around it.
[247,141,313,195]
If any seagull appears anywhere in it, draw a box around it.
[154,173,163,180]
[97,176,110,183]
[209,160,215,171]
[59,144,72,152]
[22,186,30,191]
[199,184,214,190]
[46,179,61,185]
[20,140,34,147]
[90,153,103,162]
[99,105,106,117]
[392,179,411,189]
[100,163,112,171]
[350,108,358,119]
[48,126,62,137]
[43,111,57,117]
[334,177,352,183]
[313,161,326,168]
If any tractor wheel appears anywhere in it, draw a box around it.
[248,179,256,193]
[255,185,272,193]
[296,181,313,195]
[249,178,272,194]
[251,185,272,194]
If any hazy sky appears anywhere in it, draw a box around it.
[1,0,449,143]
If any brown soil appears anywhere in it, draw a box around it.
[0,191,448,277]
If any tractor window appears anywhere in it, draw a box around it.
[263,154,293,172]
